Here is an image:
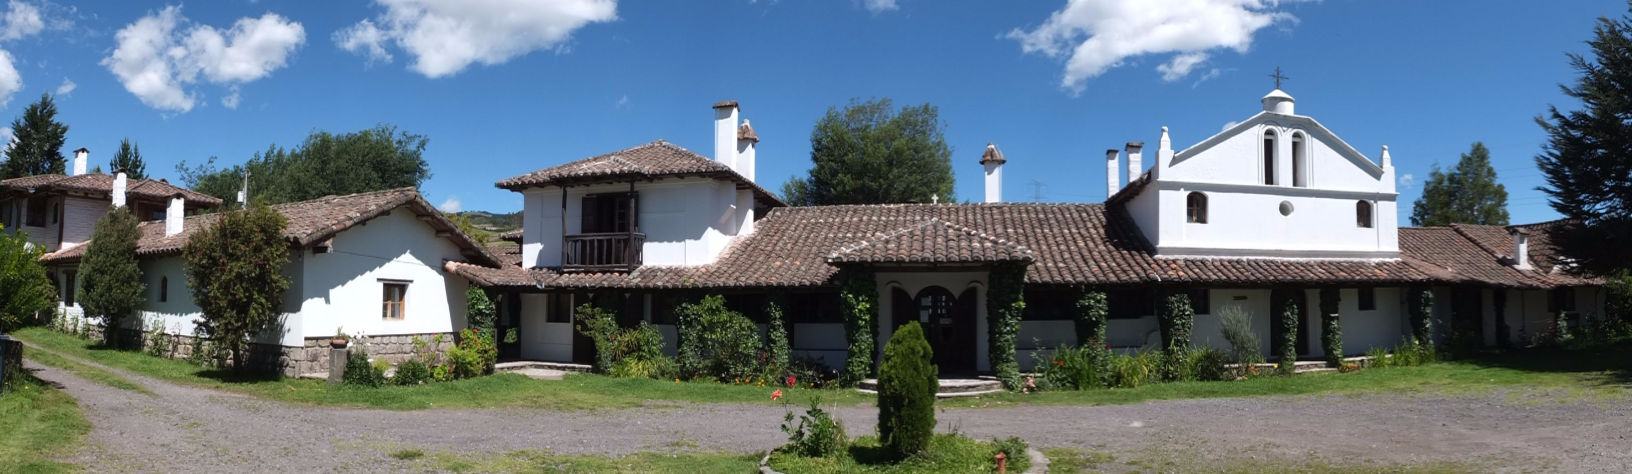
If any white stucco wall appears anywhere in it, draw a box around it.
[520,178,748,269]
[295,209,469,343]
[61,196,109,250]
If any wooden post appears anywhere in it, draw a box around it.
[559,185,568,269]
[627,181,637,272]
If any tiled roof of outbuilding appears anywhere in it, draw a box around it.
[826,218,1032,264]
[1,173,222,207]
[493,140,784,207]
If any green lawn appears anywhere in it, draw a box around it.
[411,450,760,473]
[768,434,1028,473]
[0,373,90,474]
[13,327,1628,412]
[22,348,152,395]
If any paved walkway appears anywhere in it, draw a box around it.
[22,347,1632,473]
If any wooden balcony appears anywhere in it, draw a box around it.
[563,232,645,272]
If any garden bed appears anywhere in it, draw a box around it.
[765,434,1031,474]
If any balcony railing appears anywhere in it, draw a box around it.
[563,232,645,272]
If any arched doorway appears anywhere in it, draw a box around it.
[893,285,977,375]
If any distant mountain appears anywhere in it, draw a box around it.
[454,210,522,233]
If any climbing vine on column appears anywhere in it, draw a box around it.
[1274,289,1300,375]
[838,268,879,387]
[986,263,1027,390]
[1073,289,1108,346]
[1319,287,1342,367]
[1408,287,1434,346]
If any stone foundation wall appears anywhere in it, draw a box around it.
[73,324,454,378]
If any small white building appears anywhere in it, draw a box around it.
[40,188,497,376]
[454,91,1607,375]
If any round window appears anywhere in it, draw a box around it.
[1279,201,1295,216]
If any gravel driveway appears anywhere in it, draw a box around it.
[23,349,1632,473]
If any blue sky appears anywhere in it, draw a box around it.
[0,0,1622,223]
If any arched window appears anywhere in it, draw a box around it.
[1186,192,1208,224]
[159,276,168,302]
[1291,132,1307,188]
[1356,201,1373,228]
[1262,130,1277,185]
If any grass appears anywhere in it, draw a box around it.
[768,434,1028,473]
[413,449,759,473]
[0,373,90,474]
[22,347,153,395]
[388,449,424,460]
[10,327,872,411]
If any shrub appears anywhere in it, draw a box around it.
[1034,343,1108,390]
[608,356,678,380]
[447,328,497,379]
[675,295,761,382]
[838,269,878,387]
[184,201,292,373]
[877,321,937,459]
[764,299,792,380]
[787,355,841,389]
[343,349,385,387]
[1319,288,1342,367]
[1364,346,1389,368]
[1105,349,1157,389]
[143,317,173,358]
[1273,290,1300,375]
[393,359,431,385]
[0,224,54,332]
[992,437,1030,467]
[1609,270,1632,323]
[986,263,1026,390]
[79,206,146,348]
[466,287,496,334]
[1158,292,1195,381]
[1073,290,1108,346]
[780,398,848,458]
[1186,347,1229,382]
[575,303,675,379]
[1408,287,1434,345]
[1217,305,1263,377]
[574,303,620,372]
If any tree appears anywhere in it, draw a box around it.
[445,212,493,244]
[466,287,495,333]
[781,98,954,206]
[0,224,54,331]
[1409,142,1510,226]
[176,125,431,207]
[1535,6,1632,275]
[108,138,148,180]
[1,93,69,179]
[78,206,146,347]
[876,321,937,459]
[183,202,291,372]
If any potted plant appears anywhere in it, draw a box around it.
[331,327,349,349]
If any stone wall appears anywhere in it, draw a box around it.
[74,324,454,378]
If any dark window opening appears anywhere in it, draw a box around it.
[1263,131,1276,186]
[580,192,636,234]
[1356,201,1373,228]
[1107,288,1156,319]
[64,271,76,306]
[547,293,574,323]
[786,292,842,323]
[25,197,46,227]
[724,293,768,323]
[1185,289,1210,315]
[1552,288,1576,313]
[1022,288,1078,321]
[1291,133,1306,188]
[1186,192,1208,224]
[1358,288,1376,311]
[159,276,168,303]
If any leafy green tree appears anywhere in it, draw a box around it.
[1,93,69,179]
[877,321,937,459]
[446,212,493,244]
[1410,142,1510,226]
[183,202,291,373]
[781,98,954,206]
[78,207,146,347]
[0,224,55,331]
[176,125,431,207]
[108,138,148,180]
[1535,6,1632,275]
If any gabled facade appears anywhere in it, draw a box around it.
[1,148,222,253]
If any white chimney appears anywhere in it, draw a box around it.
[111,170,128,208]
[712,100,739,172]
[73,147,88,176]
[1380,145,1392,169]
[1105,149,1120,197]
[1511,228,1532,269]
[1156,127,1174,179]
[165,195,185,236]
[736,119,758,182]
[1125,141,1144,183]
[980,143,1006,203]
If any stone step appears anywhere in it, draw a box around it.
[495,361,591,373]
[856,377,1007,398]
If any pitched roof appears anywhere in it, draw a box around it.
[826,218,1032,264]
[493,140,784,207]
[0,173,223,207]
[41,188,498,267]
[979,143,1006,165]
[450,202,1466,290]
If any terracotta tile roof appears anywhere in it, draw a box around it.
[498,229,523,242]
[826,218,1032,264]
[493,140,785,207]
[451,202,1477,290]
[41,187,497,267]
[737,121,758,143]
[1,173,223,207]
[1455,221,1600,287]
[979,143,1006,165]
[1399,226,1540,288]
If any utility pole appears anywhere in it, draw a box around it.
[238,169,251,210]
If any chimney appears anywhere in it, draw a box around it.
[736,119,758,182]
[1156,127,1174,174]
[1380,145,1392,169]
[1262,89,1295,114]
[112,169,128,208]
[165,194,185,236]
[712,100,739,172]
[1105,149,1120,197]
[73,147,88,176]
[1511,228,1532,269]
[1125,141,1144,183]
[980,143,1006,203]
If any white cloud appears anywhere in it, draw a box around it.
[336,0,618,78]
[221,88,240,109]
[438,196,461,213]
[0,1,43,41]
[0,49,17,106]
[860,0,898,14]
[1398,173,1415,190]
[1220,120,1239,132]
[102,6,305,113]
[0,126,13,157]
[614,94,628,109]
[1008,0,1295,91]
[53,76,71,95]
[1191,67,1222,88]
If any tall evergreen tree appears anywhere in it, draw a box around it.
[1535,5,1632,275]
[1410,142,1510,227]
[109,138,148,180]
[1,93,69,179]
[78,206,145,348]
[781,98,954,206]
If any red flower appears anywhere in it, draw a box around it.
[785,376,796,387]
[771,389,783,401]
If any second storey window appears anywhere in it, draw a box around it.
[1356,201,1374,228]
[1262,130,1276,186]
[382,282,407,320]
[581,192,636,233]
[1186,192,1208,224]
[25,197,46,227]
[158,276,168,303]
